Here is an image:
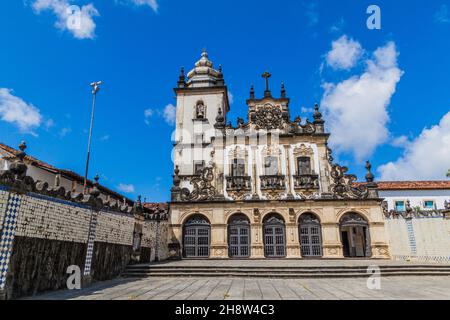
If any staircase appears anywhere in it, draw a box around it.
[122,261,450,278]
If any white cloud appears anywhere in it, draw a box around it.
[99,134,110,141]
[301,106,314,114]
[0,88,42,134]
[129,0,159,12]
[44,118,55,130]
[321,41,403,161]
[303,2,319,26]
[58,127,71,138]
[390,135,410,148]
[163,104,176,125]
[117,183,135,193]
[434,4,450,24]
[378,111,450,180]
[330,17,345,33]
[228,91,234,104]
[144,108,153,125]
[32,0,99,39]
[144,104,175,126]
[325,35,363,70]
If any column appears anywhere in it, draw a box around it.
[250,223,264,258]
[210,224,228,258]
[321,222,344,258]
[285,222,301,258]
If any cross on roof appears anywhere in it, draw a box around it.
[262,71,272,97]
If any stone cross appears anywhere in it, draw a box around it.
[262,71,271,96]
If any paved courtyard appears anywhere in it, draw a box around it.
[27,275,450,300]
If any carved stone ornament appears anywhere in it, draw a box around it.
[330,164,369,199]
[299,213,320,224]
[293,144,314,157]
[180,166,217,201]
[340,213,368,226]
[254,104,284,130]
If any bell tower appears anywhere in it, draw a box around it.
[173,50,230,175]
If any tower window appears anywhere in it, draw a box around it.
[232,159,245,176]
[264,156,278,175]
[194,160,205,175]
[297,157,311,175]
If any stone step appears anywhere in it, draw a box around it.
[124,267,450,273]
[125,266,450,272]
[122,271,450,278]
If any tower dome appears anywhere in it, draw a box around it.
[186,49,224,88]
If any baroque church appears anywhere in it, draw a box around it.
[168,50,390,259]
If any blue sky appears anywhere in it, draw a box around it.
[1,0,449,202]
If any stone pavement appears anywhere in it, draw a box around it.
[26,275,450,300]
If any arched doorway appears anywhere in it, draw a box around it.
[263,213,286,258]
[298,213,323,257]
[228,214,250,258]
[183,215,210,258]
[339,213,371,258]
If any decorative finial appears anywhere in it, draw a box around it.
[365,160,374,183]
[214,107,225,129]
[262,71,272,97]
[218,64,222,73]
[201,48,208,58]
[250,84,255,99]
[280,82,286,98]
[173,165,180,188]
[89,174,101,198]
[179,66,185,79]
[177,66,185,87]
[313,103,324,124]
[17,141,27,162]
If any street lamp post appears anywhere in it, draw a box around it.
[83,81,102,194]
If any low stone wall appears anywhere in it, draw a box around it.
[384,216,450,263]
[0,185,168,299]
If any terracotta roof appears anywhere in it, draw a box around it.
[0,142,134,204]
[0,143,57,170]
[356,180,450,190]
[143,202,168,213]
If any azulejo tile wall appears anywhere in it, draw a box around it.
[15,193,92,243]
[0,193,21,290]
[95,211,135,246]
[0,188,9,232]
[0,187,168,299]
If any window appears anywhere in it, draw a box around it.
[264,156,278,175]
[194,161,204,175]
[194,133,203,144]
[423,200,435,210]
[297,157,311,175]
[232,158,245,176]
[395,201,405,211]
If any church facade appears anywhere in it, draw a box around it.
[168,51,390,259]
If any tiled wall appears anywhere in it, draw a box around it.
[385,217,450,263]
[0,187,167,299]
[142,220,169,261]
[15,193,91,243]
[0,188,9,230]
[95,210,134,246]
